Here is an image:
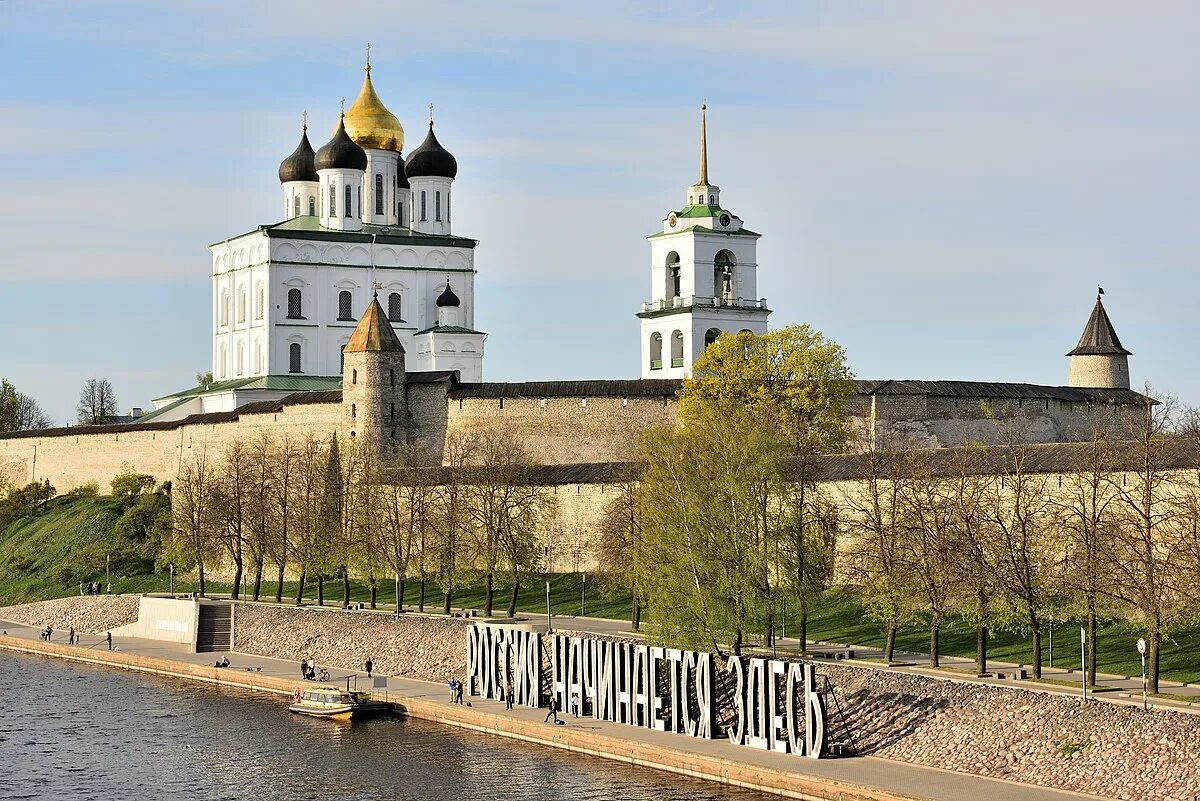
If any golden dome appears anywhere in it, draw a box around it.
[340,65,404,152]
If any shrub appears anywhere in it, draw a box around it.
[67,482,99,499]
[111,466,155,498]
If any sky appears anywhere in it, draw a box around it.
[0,1,1198,424]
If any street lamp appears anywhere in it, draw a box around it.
[106,555,111,595]
[545,580,552,633]
[169,563,175,596]
[580,572,586,617]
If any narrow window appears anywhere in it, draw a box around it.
[389,370,395,387]
[352,369,357,385]
[389,402,395,421]
[374,174,383,215]
[339,344,346,374]
[344,184,352,218]
[388,292,402,322]
[287,288,302,319]
[398,200,404,225]
[338,290,353,321]
[237,291,246,323]
[435,191,441,221]
[294,195,300,217]
[447,190,451,223]
[308,197,315,216]
[351,403,357,419]
[329,183,336,217]
[420,191,426,221]
[289,343,301,373]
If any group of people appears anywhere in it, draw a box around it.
[79,581,106,596]
[212,656,230,668]
[300,657,324,681]
[447,677,465,704]
[542,694,581,724]
[39,625,110,649]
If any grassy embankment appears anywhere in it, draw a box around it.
[2,493,1197,684]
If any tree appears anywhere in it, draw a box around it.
[76,378,119,425]
[635,407,786,655]
[941,446,998,677]
[595,472,644,629]
[288,435,329,605]
[196,371,214,388]
[267,436,299,603]
[679,325,856,454]
[378,444,434,613]
[212,441,253,600]
[111,466,155,498]
[0,379,51,431]
[244,434,278,601]
[428,433,476,615]
[167,453,219,596]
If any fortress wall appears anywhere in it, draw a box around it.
[445,395,678,465]
[0,402,341,493]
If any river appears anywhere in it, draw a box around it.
[0,651,773,801]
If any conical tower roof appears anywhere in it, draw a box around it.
[1067,295,1131,356]
[345,294,404,353]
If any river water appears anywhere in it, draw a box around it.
[0,651,772,801]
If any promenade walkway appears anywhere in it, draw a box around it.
[0,617,1112,801]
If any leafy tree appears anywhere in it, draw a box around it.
[196,371,214,388]
[0,480,56,528]
[595,473,644,629]
[428,433,476,615]
[0,378,51,431]
[111,466,155,498]
[76,378,119,425]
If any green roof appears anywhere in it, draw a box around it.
[677,204,724,219]
[211,217,478,250]
[415,324,486,336]
[647,225,761,240]
[153,375,343,402]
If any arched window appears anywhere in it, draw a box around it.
[435,191,442,222]
[329,183,336,217]
[287,288,302,319]
[219,345,227,379]
[447,190,451,223]
[665,252,681,299]
[254,342,262,372]
[352,369,357,385]
[420,191,427,221]
[705,328,721,349]
[339,343,346,374]
[236,346,244,376]
[237,290,246,323]
[671,330,684,368]
[375,174,383,215]
[220,292,229,326]
[714,250,735,303]
[255,286,264,320]
[387,292,402,322]
[397,200,404,225]
[708,194,715,204]
[344,184,352,218]
[338,290,353,321]
[650,333,663,370]
[289,343,301,374]
[308,197,315,216]
[294,195,301,217]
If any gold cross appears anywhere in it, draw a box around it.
[341,96,345,114]
[365,42,371,70]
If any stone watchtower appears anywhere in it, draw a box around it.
[1067,291,1132,389]
[342,293,407,453]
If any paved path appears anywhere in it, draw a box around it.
[0,617,1114,801]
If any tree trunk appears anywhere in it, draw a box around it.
[342,568,351,608]
[252,559,264,601]
[930,612,941,668]
[1150,628,1161,695]
[398,577,406,612]
[765,611,774,648]
[632,597,641,631]
[1030,610,1043,679]
[231,560,243,601]
[369,576,377,609]
[443,589,452,616]
[418,577,426,612]
[884,622,897,665]
[732,628,743,657]
[294,570,306,606]
[1086,597,1098,687]
[317,575,325,606]
[976,624,989,676]
[485,571,495,618]
[506,573,519,618]
[198,562,207,597]
[275,562,285,604]
[798,607,809,655]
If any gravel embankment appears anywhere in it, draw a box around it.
[233,603,469,683]
[0,596,139,633]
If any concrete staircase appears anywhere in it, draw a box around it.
[195,601,232,652]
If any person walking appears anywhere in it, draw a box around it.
[68,627,75,646]
[544,697,560,724]
[570,693,580,717]
[365,657,373,678]
[105,631,112,650]
[455,679,464,705]
[504,681,514,710]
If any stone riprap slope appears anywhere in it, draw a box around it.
[822,663,1200,801]
[0,595,138,633]
[233,603,468,683]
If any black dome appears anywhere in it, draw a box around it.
[315,116,368,172]
[436,281,461,307]
[396,163,410,189]
[279,127,318,183]
[405,123,458,179]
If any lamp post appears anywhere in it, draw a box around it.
[106,555,111,595]
[395,573,401,617]
[545,580,552,633]
[580,572,586,617]
[169,563,175,596]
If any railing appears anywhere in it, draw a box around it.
[671,358,684,368]
[641,295,768,313]
[650,360,663,370]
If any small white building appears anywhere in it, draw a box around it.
[638,105,770,378]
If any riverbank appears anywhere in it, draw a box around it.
[0,622,1107,801]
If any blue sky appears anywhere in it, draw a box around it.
[1,2,1198,424]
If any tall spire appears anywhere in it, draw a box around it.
[698,103,709,185]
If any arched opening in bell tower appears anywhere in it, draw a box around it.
[714,250,735,304]
[670,330,684,368]
[665,252,681,299]
[649,333,663,370]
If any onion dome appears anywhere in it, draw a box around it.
[396,165,409,190]
[436,280,461,308]
[342,63,405,152]
[405,121,458,179]
[279,124,318,183]
[315,115,368,172]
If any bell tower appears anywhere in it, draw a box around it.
[637,105,770,378]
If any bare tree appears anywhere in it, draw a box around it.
[595,473,644,629]
[0,379,51,431]
[429,433,476,615]
[168,452,219,596]
[378,445,434,613]
[942,446,997,676]
[267,436,299,603]
[76,378,119,425]
[212,441,253,600]
[244,434,277,601]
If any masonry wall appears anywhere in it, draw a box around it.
[445,395,678,465]
[0,402,342,492]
